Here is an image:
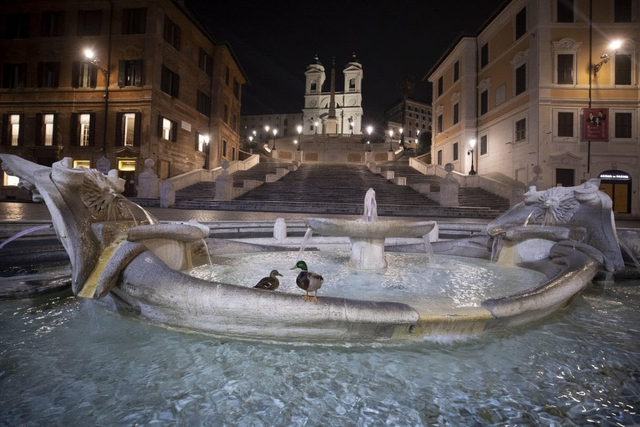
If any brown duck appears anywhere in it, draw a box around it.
[254,270,282,291]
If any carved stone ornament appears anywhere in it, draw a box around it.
[81,169,128,221]
[552,38,582,53]
[510,49,529,69]
[478,78,491,92]
[122,45,144,60]
[525,186,580,225]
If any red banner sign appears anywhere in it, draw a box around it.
[582,108,609,142]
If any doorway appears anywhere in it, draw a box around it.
[599,170,631,214]
[555,168,574,187]
[117,158,137,197]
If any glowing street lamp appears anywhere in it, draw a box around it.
[366,125,373,151]
[468,138,477,176]
[594,39,624,76]
[264,125,270,142]
[272,128,278,150]
[296,125,303,150]
[388,129,394,151]
[314,121,319,135]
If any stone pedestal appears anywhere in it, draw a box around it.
[349,238,387,269]
[137,159,160,198]
[215,161,234,201]
[439,163,459,207]
[274,218,287,243]
[160,181,175,208]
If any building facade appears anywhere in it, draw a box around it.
[0,0,246,198]
[385,98,432,148]
[427,0,639,215]
[240,113,304,144]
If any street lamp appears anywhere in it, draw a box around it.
[348,117,354,135]
[204,134,210,169]
[296,125,303,150]
[594,39,624,77]
[272,128,278,150]
[314,121,319,135]
[366,125,373,151]
[399,128,404,147]
[388,129,394,151]
[264,125,270,143]
[468,138,477,175]
[84,48,109,152]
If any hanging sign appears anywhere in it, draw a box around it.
[582,108,609,142]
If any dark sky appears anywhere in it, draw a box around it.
[186,0,507,122]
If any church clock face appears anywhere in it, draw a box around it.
[309,100,317,107]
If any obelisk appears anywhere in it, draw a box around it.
[326,57,339,134]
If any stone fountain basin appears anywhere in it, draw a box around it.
[97,238,599,342]
[305,217,436,239]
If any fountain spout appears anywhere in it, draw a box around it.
[363,188,378,223]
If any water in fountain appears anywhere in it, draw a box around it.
[0,224,52,250]
[200,239,213,267]
[297,227,314,260]
[117,199,158,226]
[2,281,639,425]
[490,235,503,263]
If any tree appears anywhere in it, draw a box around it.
[417,131,432,156]
[397,74,416,147]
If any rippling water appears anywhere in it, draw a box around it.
[1,280,639,425]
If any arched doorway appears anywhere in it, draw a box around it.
[598,170,631,214]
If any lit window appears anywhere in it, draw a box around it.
[3,172,19,186]
[118,160,136,171]
[162,118,171,140]
[123,113,136,146]
[73,160,91,169]
[44,114,55,146]
[197,133,206,152]
[79,114,91,146]
[10,114,20,146]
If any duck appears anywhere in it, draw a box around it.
[291,260,324,302]
[254,270,283,291]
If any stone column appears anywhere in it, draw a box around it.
[439,163,460,207]
[137,159,160,198]
[214,161,234,201]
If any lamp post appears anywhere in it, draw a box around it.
[296,125,302,150]
[264,125,270,144]
[593,39,623,77]
[272,128,278,150]
[204,134,210,169]
[348,117,354,135]
[468,138,477,176]
[388,129,394,151]
[399,128,404,147]
[314,121,319,135]
[84,48,109,152]
[366,125,373,151]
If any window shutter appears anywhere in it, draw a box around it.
[133,112,142,147]
[175,26,181,50]
[157,114,163,138]
[17,64,26,89]
[35,113,43,146]
[118,60,125,87]
[53,62,60,88]
[72,61,80,88]
[139,8,147,33]
[195,133,199,151]
[88,113,97,146]
[17,114,25,146]
[52,114,59,146]
[171,120,178,142]
[1,114,9,146]
[115,112,124,146]
[69,113,78,146]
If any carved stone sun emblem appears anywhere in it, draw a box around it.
[81,169,129,221]
[528,186,580,225]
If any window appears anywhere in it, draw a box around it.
[158,116,177,142]
[453,103,459,125]
[223,104,229,124]
[70,113,96,146]
[557,0,574,22]
[2,64,26,89]
[163,16,181,50]
[42,11,64,37]
[515,64,526,95]
[480,135,487,155]
[480,43,489,68]
[437,150,443,166]
[225,67,230,86]
[515,7,526,39]
[437,76,443,96]
[161,65,179,98]
[453,61,459,82]
[35,113,57,146]
[197,91,211,117]
[614,0,632,22]
[558,112,574,137]
[116,113,141,147]
[198,48,213,75]
[233,79,240,98]
[196,133,207,152]
[7,13,30,39]
[118,60,143,87]
[453,142,459,161]
[231,115,237,131]
[615,54,632,85]
[72,62,98,88]
[437,114,443,133]
[515,118,526,142]
[77,10,102,36]
[122,8,146,34]
[480,90,488,115]
[615,112,632,138]
[310,81,317,92]
[223,140,228,158]
[349,78,356,90]
[3,172,20,186]
[557,54,574,84]
[37,62,60,88]
[4,114,23,146]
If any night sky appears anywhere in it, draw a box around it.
[186,0,507,122]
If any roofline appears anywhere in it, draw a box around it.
[423,0,513,81]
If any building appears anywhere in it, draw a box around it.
[427,0,639,215]
[0,0,246,198]
[240,113,304,144]
[385,98,432,148]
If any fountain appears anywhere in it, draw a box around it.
[304,189,436,269]
[0,154,633,343]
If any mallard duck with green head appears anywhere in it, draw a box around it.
[291,260,324,302]
[254,270,283,291]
